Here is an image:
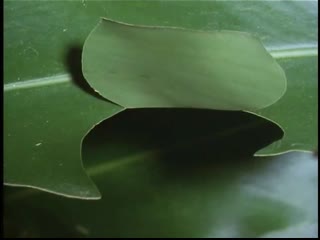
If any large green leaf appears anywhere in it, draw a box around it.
[4,0,317,202]
[4,1,318,237]
[82,19,286,111]
[4,110,317,237]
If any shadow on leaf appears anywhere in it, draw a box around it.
[65,46,117,103]
[6,110,306,238]
[83,108,284,174]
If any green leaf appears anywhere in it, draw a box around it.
[4,0,317,198]
[4,78,123,199]
[82,19,286,111]
[4,1,317,236]
[4,111,317,237]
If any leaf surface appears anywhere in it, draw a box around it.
[4,110,317,237]
[82,19,286,111]
[4,78,123,199]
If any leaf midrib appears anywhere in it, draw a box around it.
[4,45,317,92]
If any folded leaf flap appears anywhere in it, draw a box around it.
[82,19,287,111]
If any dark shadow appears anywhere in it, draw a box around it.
[83,108,284,176]
[313,148,318,158]
[4,202,81,238]
[65,46,115,102]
